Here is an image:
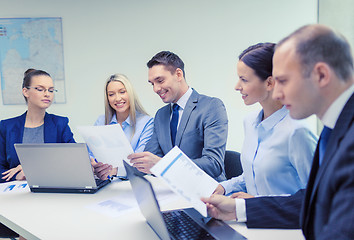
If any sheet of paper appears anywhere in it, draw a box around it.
[86,193,138,218]
[77,125,134,168]
[0,181,29,194]
[86,188,178,218]
[150,146,219,217]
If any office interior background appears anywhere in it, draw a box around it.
[0,0,353,150]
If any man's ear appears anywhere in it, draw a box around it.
[265,76,275,91]
[175,68,184,81]
[312,62,331,88]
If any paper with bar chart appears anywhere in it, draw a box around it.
[151,146,218,217]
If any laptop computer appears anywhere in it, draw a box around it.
[124,161,247,240]
[14,143,111,193]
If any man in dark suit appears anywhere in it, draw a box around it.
[202,24,354,239]
[128,51,228,181]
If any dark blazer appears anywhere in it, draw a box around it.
[245,93,354,239]
[0,112,75,183]
[144,89,228,181]
[300,93,354,239]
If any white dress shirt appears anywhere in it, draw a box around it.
[321,84,354,128]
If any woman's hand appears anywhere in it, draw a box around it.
[2,165,26,181]
[91,158,117,180]
[213,184,226,195]
[230,191,254,199]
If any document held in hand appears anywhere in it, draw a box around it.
[150,146,219,217]
[77,125,134,168]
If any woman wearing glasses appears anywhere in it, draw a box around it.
[0,69,75,183]
[91,74,154,180]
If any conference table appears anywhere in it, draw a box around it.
[0,177,304,240]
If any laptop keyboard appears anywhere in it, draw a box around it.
[162,210,216,240]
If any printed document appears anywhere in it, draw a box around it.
[150,146,218,217]
[77,125,133,168]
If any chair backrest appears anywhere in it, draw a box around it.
[224,150,243,180]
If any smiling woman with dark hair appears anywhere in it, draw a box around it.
[0,69,75,183]
[214,43,318,198]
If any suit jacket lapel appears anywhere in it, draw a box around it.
[302,94,354,233]
[43,113,57,143]
[175,90,198,146]
[301,143,319,232]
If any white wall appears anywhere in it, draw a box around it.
[0,0,318,150]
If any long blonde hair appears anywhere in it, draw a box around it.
[104,74,148,134]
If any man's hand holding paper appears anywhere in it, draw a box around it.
[150,146,219,217]
[128,152,161,174]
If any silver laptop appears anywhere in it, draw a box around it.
[124,161,247,240]
[14,143,110,193]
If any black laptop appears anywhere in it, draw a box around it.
[124,161,247,240]
[14,143,110,193]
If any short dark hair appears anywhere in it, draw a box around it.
[22,69,51,102]
[239,43,276,81]
[147,51,185,77]
[277,24,353,81]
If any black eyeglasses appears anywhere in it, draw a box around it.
[26,86,58,93]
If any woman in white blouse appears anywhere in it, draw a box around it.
[214,43,317,198]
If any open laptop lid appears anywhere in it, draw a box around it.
[124,160,171,239]
[124,161,246,240]
[14,143,104,193]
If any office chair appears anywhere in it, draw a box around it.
[224,150,243,180]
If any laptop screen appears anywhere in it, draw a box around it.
[124,161,171,240]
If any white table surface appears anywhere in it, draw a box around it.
[0,177,305,240]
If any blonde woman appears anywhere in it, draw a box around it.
[92,74,153,179]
